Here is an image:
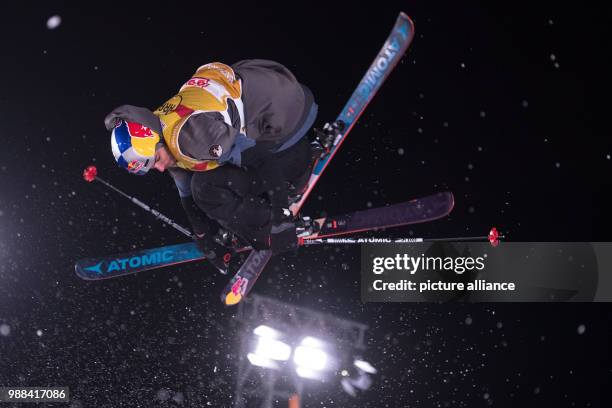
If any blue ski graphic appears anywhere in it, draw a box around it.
[76,243,204,280]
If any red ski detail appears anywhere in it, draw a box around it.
[332,220,338,229]
[83,166,97,182]
[231,277,244,295]
[223,253,232,264]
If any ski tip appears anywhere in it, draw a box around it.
[444,191,455,212]
[398,12,415,29]
[74,264,95,281]
[399,11,412,21]
[224,292,243,306]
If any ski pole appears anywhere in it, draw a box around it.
[300,228,503,247]
[82,165,194,239]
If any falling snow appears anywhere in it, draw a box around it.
[46,15,62,29]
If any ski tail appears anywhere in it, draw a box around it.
[223,249,272,306]
[74,242,204,280]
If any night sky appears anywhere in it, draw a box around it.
[1,2,611,407]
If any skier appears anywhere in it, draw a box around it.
[104,60,320,273]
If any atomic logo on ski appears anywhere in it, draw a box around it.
[83,262,103,274]
[357,27,407,100]
[77,248,193,278]
[102,251,175,272]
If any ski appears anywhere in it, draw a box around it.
[303,192,453,240]
[75,192,452,281]
[223,192,453,305]
[220,12,416,305]
[76,242,208,281]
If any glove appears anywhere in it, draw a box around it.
[269,207,299,254]
[271,207,292,225]
[269,222,299,254]
[195,232,234,275]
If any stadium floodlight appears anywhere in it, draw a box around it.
[294,346,328,371]
[354,359,377,374]
[300,336,326,348]
[293,336,329,377]
[341,372,374,397]
[234,295,373,407]
[254,337,292,361]
[247,352,279,370]
[295,366,324,380]
[247,325,292,369]
[253,325,281,339]
[340,378,357,397]
[340,359,377,397]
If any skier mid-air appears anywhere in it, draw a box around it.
[85,14,435,305]
[105,60,323,273]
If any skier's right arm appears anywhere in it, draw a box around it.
[168,167,231,273]
[168,167,216,236]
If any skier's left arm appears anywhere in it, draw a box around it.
[178,114,254,167]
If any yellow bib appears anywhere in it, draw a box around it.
[153,62,245,171]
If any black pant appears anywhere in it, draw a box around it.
[191,138,313,248]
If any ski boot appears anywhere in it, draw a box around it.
[197,228,239,275]
[213,228,239,249]
[312,120,346,157]
[295,215,320,238]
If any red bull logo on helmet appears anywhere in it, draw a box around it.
[127,122,155,138]
[127,160,145,173]
[124,121,160,158]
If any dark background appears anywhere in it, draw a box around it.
[0,1,611,407]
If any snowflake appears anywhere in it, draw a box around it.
[47,15,62,30]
